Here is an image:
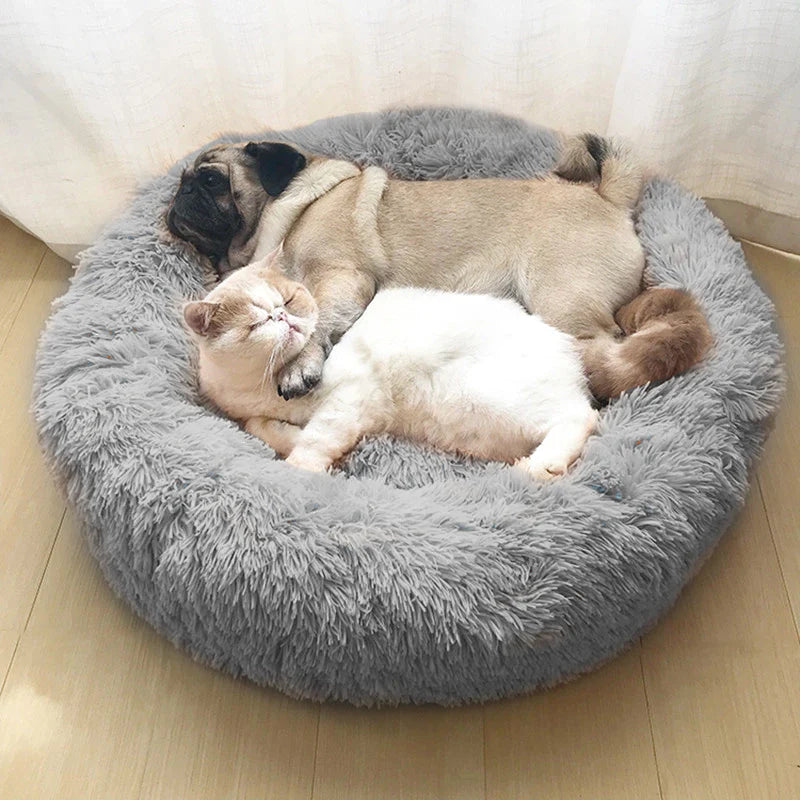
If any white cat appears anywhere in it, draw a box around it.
[184,252,597,479]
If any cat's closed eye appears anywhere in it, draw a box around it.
[248,305,272,332]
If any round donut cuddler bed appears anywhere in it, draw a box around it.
[34,109,784,706]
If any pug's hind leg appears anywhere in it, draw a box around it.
[244,417,302,458]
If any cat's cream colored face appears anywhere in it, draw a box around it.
[184,260,318,368]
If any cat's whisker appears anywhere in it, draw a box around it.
[261,348,277,393]
[260,335,286,393]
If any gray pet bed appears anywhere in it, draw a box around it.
[33,108,784,706]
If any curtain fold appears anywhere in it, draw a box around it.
[1,0,798,256]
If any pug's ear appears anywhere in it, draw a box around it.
[244,142,307,197]
[184,301,220,336]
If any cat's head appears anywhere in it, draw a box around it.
[183,248,318,369]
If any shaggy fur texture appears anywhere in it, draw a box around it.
[33,108,784,706]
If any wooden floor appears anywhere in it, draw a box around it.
[0,214,798,799]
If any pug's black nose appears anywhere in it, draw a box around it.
[180,180,194,195]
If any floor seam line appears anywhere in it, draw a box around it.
[638,643,666,800]
[308,704,322,800]
[0,636,22,697]
[755,473,800,646]
[0,245,48,356]
[482,706,488,800]
[22,504,68,632]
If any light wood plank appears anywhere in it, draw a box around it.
[645,648,800,800]
[641,487,800,800]
[484,648,661,800]
[26,511,320,800]
[0,617,155,800]
[0,249,71,632]
[0,632,18,690]
[0,215,47,350]
[742,240,800,279]
[137,657,319,800]
[743,242,800,634]
[25,510,131,635]
[313,703,484,800]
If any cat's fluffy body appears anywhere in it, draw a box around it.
[187,258,597,479]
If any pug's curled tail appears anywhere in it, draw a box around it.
[582,288,714,399]
[555,133,644,211]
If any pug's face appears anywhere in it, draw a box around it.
[167,142,307,264]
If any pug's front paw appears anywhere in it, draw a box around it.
[277,345,324,399]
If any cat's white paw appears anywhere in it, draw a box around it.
[285,449,330,473]
[515,456,568,481]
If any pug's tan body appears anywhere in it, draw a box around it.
[168,136,709,398]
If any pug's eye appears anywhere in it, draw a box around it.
[199,171,225,191]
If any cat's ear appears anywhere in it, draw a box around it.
[252,241,285,273]
[184,301,220,336]
[266,240,284,265]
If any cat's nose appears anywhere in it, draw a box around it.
[275,310,288,323]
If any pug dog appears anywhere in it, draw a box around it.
[167,135,711,399]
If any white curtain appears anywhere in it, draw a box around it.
[1,0,798,258]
